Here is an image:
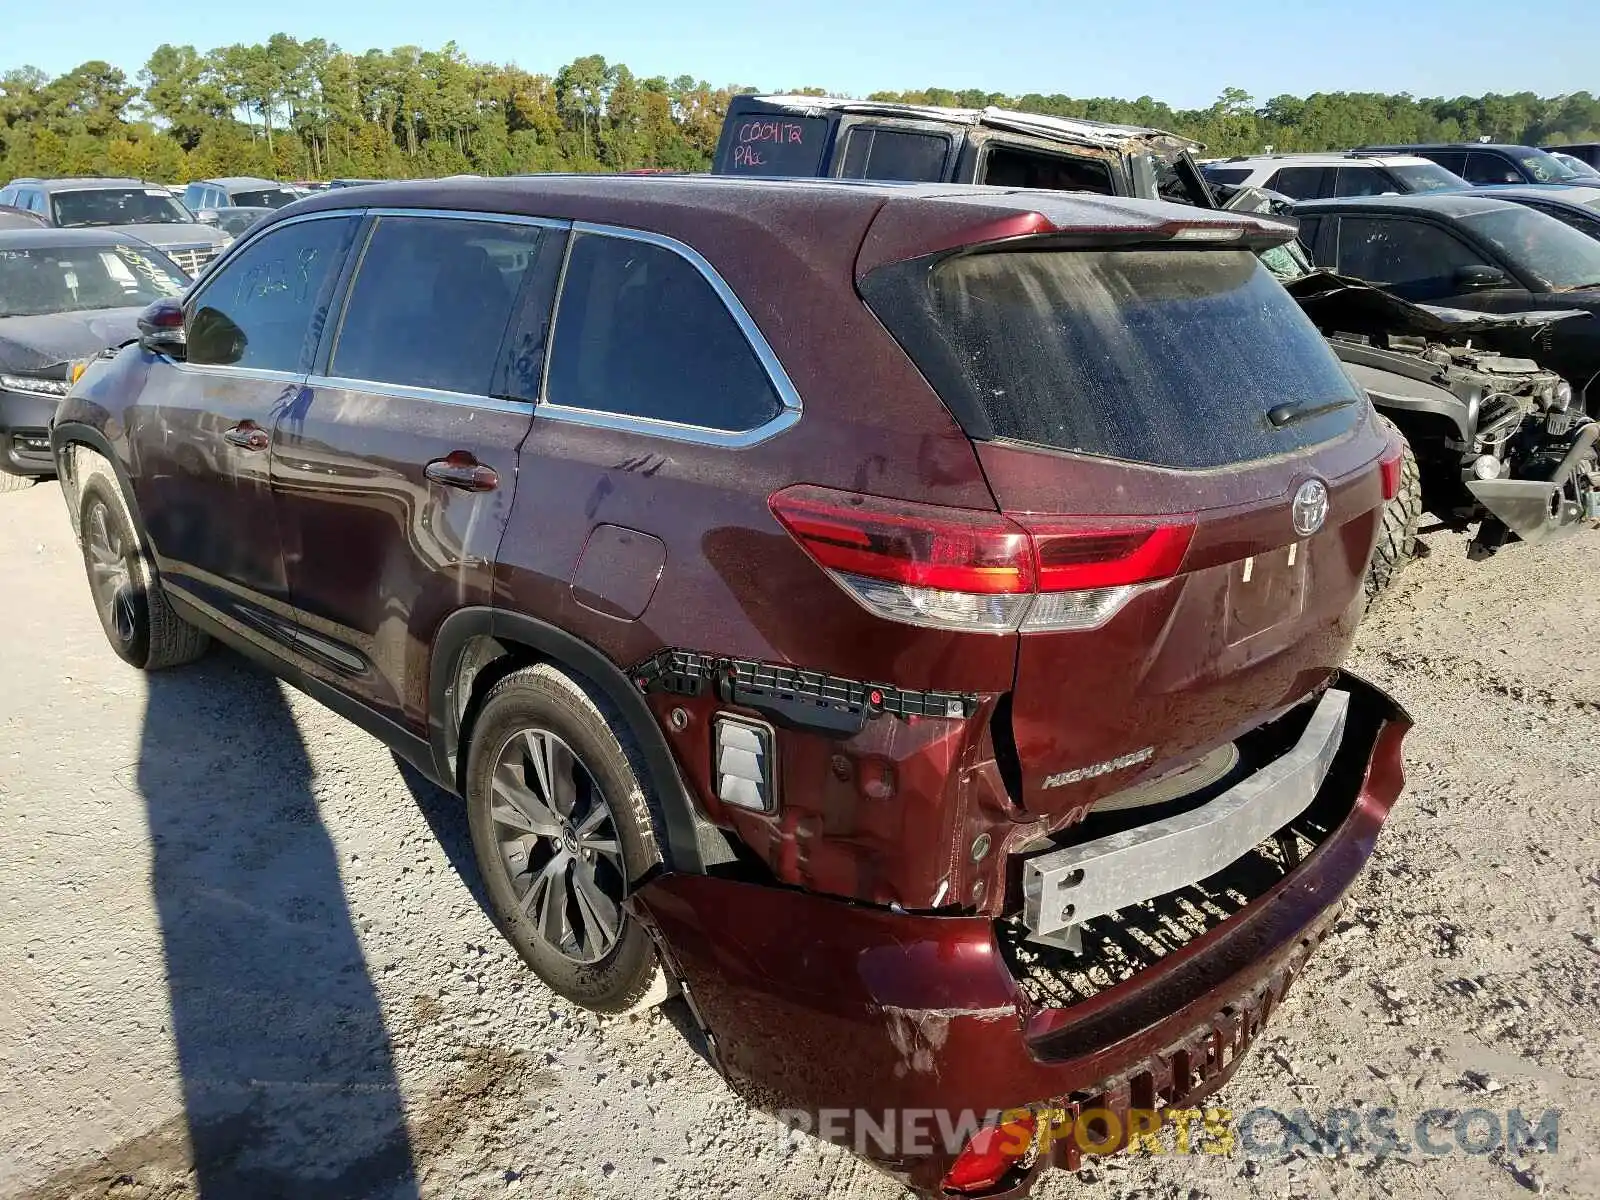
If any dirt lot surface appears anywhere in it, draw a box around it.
[2,478,1598,1200]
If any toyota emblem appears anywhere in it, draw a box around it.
[1292,479,1329,537]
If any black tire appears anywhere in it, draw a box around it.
[76,471,209,670]
[1365,419,1422,601]
[464,663,666,1013]
[0,469,34,494]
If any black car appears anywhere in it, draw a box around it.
[1468,184,1600,241]
[1360,143,1588,187]
[0,229,190,489]
[1293,192,1600,406]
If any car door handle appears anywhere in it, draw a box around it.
[222,422,270,451]
[424,452,499,492]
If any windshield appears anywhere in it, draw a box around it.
[232,188,298,208]
[1518,148,1584,184]
[1259,239,1314,281]
[0,243,188,317]
[1461,205,1600,290]
[1389,162,1469,193]
[51,188,194,228]
[1553,154,1600,181]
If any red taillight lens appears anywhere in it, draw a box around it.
[767,486,1033,594]
[769,486,1193,634]
[942,1112,1038,1194]
[1378,441,1403,502]
[1019,515,1196,591]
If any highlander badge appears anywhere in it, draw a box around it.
[1043,745,1154,790]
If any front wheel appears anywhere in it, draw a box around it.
[1365,419,1421,601]
[0,469,34,494]
[464,663,667,1013]
[77,473,209,669]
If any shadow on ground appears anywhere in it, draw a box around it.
[135,650,419,1199]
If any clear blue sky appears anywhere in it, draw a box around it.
[8,0,1597,109]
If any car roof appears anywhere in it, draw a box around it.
[1292,192,1527,217]
[0,226,158,248]
[735,93,1198,155]
[1361,143,1541,154]
[285,172,1272,235]
[15,177,170,193]
[199,176,284,190]
[1218,153,1439,168]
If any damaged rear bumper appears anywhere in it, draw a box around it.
[630,673,1409,1197]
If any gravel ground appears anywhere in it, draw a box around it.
[2,478,1597,1200]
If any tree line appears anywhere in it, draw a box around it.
[2,36,1597,185]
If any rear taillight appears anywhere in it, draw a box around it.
[769,486,1194,634]
[941,1111,1038,1194]
[1378,440,1403,502]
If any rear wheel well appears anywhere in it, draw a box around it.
[430,612,712,874]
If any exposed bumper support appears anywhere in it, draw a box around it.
[1022,688,1348,949]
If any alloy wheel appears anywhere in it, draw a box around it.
[85,499,138,648]
[490,728,627,964]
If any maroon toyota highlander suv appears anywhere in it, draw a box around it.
[52,175,1410,1196]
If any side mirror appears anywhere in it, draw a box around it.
[138,298,187,359]
[1456,264,1511,291]
[195,209,220,225]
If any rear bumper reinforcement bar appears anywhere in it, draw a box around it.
[1022,687,1349,948]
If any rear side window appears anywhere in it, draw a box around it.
[837,127,950,182]
[188,215,356,371]
[982,146,1113,194]
[331,215,543,395]
[1265,166,1329,199]
[545,231,782,433]
[861,248,1364,470]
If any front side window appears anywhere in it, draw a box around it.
[1202,166,1252,186]
[1265,166,1329,199]
[331,216,543,395]
[51,188,194,227]
[0,243,189,318]
[546,231,782,433]
[1331,166,1393,197]
[182,184,205,210]
[837,127,950,182]
[1333,216,1491,299]
[187,216,355,370]
[1462,153,1522,185]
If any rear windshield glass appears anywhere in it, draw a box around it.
[232,188,299,208]
[863,248,1365,470]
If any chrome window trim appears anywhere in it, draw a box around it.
[171,363,304,385]
[305,374,535,416]
[539,220,802,449]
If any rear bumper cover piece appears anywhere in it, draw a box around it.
[631,673,1408,1197]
